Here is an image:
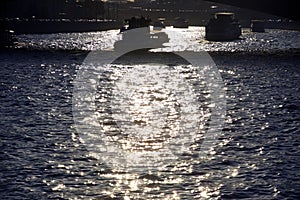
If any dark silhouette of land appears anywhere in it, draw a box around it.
[0,0,299,34]
[0,0,122,34]
[1,0,106,20]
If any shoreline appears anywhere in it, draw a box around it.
[1,19,300,35]
[1,19,123,34]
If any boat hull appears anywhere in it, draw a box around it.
[205,12,241,41]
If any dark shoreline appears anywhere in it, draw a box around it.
[1,19,123,34]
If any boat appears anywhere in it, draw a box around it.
[205,12,241,41]
[120,16,151,33]
[115,17,169,51]
[153,18,166,30]
[173,17,189,28]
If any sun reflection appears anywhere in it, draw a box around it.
[74,50,225,198]
[93,63,207,171]
[197,185,222,199]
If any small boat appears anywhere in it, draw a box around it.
[120,16,151,33]
[153,18,166,30]
[115,17,169,51]
[205,12,241,41]
[173,17,189,28]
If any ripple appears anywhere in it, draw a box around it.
[15,26,300,52]
[1,31,299,199]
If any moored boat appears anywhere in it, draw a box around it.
[153,18,166,30]
[115,17,168,51]
[120,16,151,33]
[205,12,241,41]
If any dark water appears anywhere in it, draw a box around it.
[1,26,300,199]
[1,49,299,199]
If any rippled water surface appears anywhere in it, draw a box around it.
[16,26,300,52]
[1,27,300,199]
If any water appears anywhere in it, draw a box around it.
[0,27,299,199]
[15,27,299,52]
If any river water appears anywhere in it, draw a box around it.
[0,27,299,199]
